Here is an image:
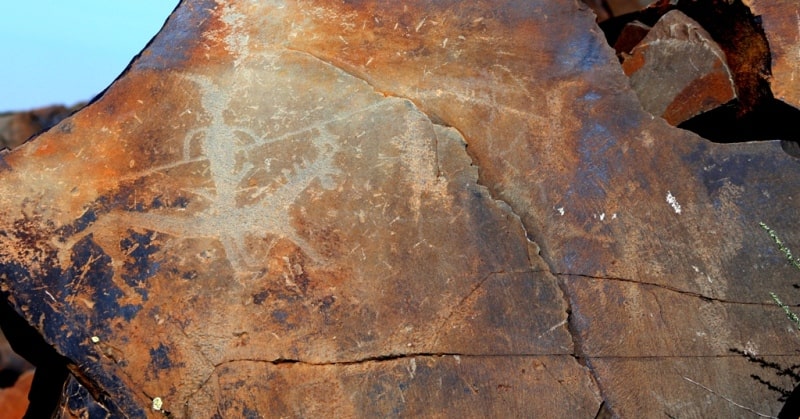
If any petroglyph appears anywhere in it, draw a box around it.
[42,49,452,282]
[110,68,345,271]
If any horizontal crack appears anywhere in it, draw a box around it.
[213,352,577,368]
[584,353,800,360]
[557,272,778,306]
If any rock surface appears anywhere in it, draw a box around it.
[0,0,799,417]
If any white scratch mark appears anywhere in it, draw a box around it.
[416,17,426,32]
[442,38,448,48]
[538,319,567,339]
[681,376,774,418]
[44,290,56,302]
[666,191,682,214]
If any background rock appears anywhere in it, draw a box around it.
[0,104,83,150]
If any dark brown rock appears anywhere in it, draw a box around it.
[607,0,654,17]
[1,0,799,417]
[621,10,737,125]
[613,20,651,55]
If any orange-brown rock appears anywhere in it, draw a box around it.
[0,0,799,417]
[0,369,33,419]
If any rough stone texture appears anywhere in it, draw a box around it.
[0,0,799,417]
[621,10,737,125]
[745,0,800,109]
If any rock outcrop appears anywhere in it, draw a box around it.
[1,0,799,417]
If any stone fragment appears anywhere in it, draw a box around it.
[621,10,737,125]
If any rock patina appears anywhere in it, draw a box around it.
[0,0,799,417]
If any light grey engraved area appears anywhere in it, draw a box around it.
[63,51,429,275]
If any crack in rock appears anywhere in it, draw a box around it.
[557,272,779,306]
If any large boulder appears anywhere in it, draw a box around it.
[1,0,799,417]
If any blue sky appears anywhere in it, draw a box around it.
[0,1,179,112]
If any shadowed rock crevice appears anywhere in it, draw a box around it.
[211,352,580,368]
[678,99,800,155]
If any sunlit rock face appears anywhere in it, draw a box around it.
[1,1,800,417]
